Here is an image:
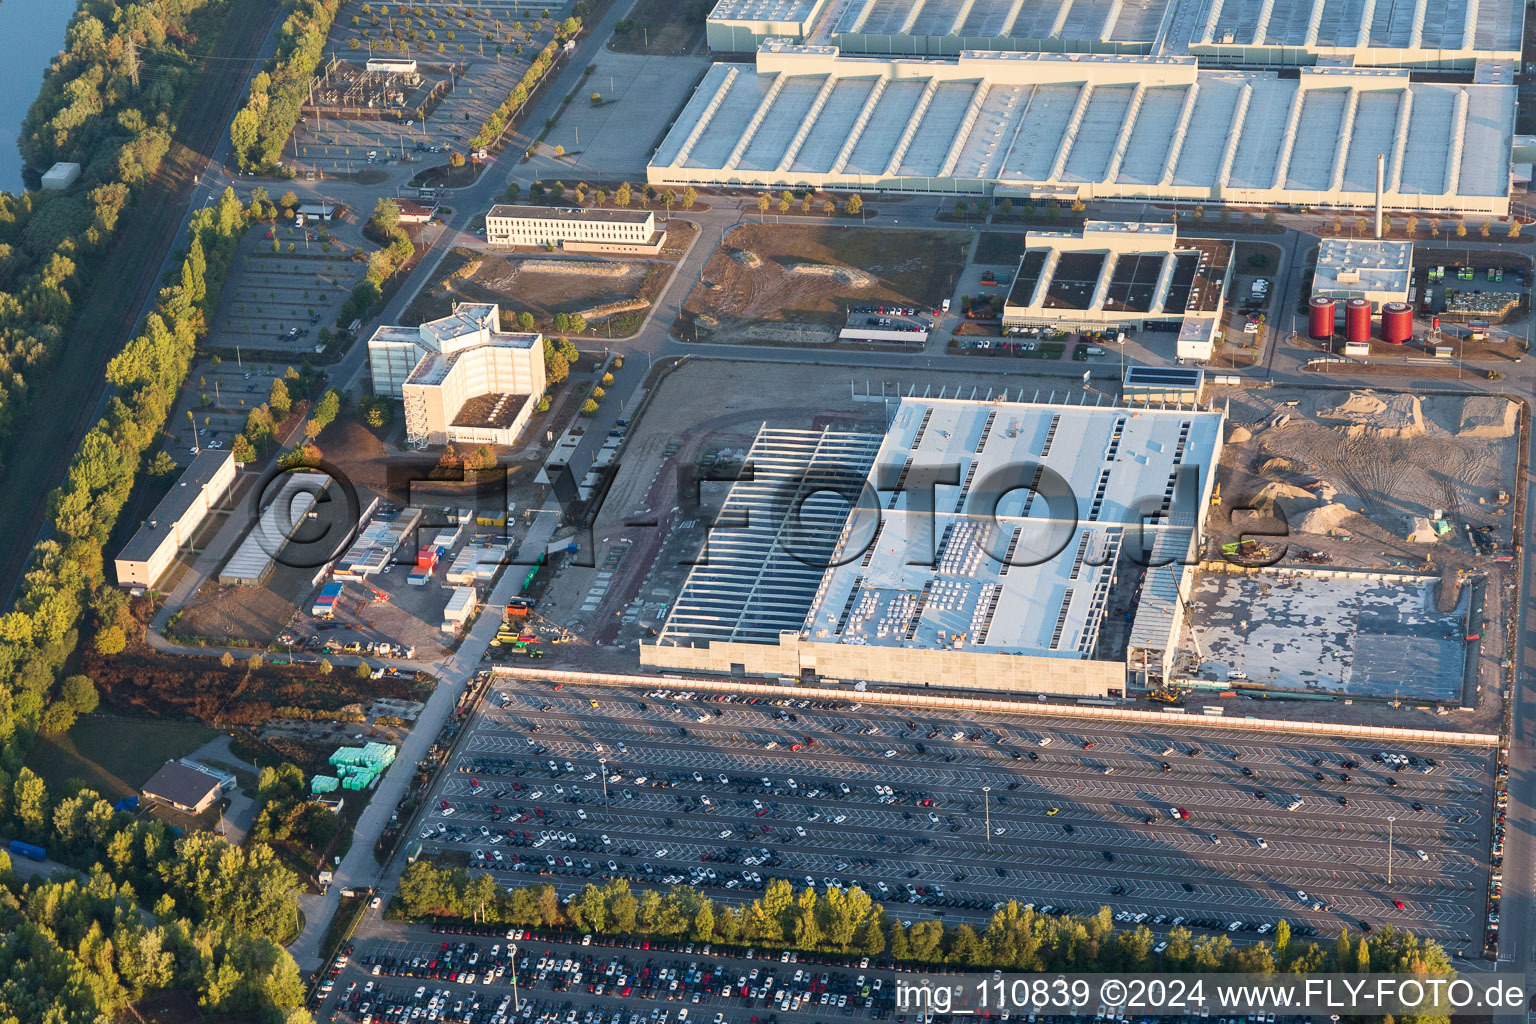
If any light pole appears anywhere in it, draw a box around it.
[983,785,991,848]
[510,942,520,1011]
[1386,815,1396,885]
[599,757,608,803]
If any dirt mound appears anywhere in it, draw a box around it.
[1252,481,1319,518]
[785,262,874,288]
[1259,456,1308,477]
[1404,516,1440,543]
[1293,502,1357,534]
[1227,424,1252,444]
[1311,390,1424,438]
[1455,397,1518,438]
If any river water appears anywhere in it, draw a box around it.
[0,0,78,192]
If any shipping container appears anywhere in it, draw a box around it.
[8,840,46,861]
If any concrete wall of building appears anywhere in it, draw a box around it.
[640,635,1121,696]
[114,455,237,589]
[484,210,655,248]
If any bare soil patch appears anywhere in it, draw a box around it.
[680,224,969,344]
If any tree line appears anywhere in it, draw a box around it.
[470,12,583,157]
[230,0,341,172]
[396,864,1453,1011]
[0,0,220,460]
[0,764,308,1022]
[0,176,317,1020]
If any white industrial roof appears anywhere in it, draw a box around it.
[648,51,1515,211]
[833,0,1176,46]
[819,0,1521,63]
[655,426,885,646]
[1313,237,1414,295]
[221,473,324,583]
[710,0,825,24]
[800,397,1225,658]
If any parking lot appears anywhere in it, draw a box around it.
[408,683,1491,957]
[319,925,904,1024]
[212,225,369,357]
[293,0,572,175]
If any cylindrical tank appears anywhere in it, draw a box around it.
[1308,296,1335,340]
[1345,298,1372,345]
[1380,302,1413,344]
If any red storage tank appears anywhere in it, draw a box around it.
[1345,298,1372,344]
[1380,302,1413,344]
[1308,296,1335,340]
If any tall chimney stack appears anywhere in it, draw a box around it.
[1374,153,1384,239]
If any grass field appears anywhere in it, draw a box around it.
[974,232,1030,265]
[27,716,218,798]
[609,0,709,54]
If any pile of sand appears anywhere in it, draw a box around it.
[1259,456,1308,477]
[1227,424,1253,444]
[1404,516,1440,543]
[1455,396,1518,439]
[519,259,628,277]
[786,262,875,288]
[1252,481,1320,518]
[1293,502,1356,534]
[1312,390,1425,438]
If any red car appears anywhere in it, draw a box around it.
[1176,808,1190,819]
[1393,900,1406,910]
[1082,741,1096,750]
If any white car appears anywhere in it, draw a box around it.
[795,826,807,837]
[884,750,896,758]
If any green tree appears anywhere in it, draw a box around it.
[148,451,178,477]
[615,182,632,207]
[267,377,292,417]
[358,661,373,678]
[368,197,402,239]
[518,310,536,331]
[844,194,862,215]
[95,626,126,656]
[60,674,98,714]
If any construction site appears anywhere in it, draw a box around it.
[1168,385,1521,717]
[679,224,969,345]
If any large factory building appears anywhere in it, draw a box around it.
[642,396,1224,695]
[649,43,1514,214]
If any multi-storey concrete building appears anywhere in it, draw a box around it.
[484,205,663,253]
[367,303,545,447]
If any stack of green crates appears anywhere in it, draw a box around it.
[328,742,397,791]
[311,775,340,794]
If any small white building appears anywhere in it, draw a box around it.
[114,451,237,588]
[366,57,419,74]
[1001,221,1232,333]
[706,0,831,50]
[41,162,80,191]
[484,205,663,253]
[1311,238,1414,310]
[442,586,478,632]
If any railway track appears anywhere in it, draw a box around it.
[0,0,279,603]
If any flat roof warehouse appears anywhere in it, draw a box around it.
[643,397,1224,695]
[651,37,1517,213]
